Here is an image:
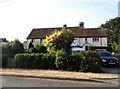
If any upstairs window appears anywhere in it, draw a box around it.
[93,38,99,42]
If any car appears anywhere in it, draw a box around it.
[95,49,107,53]
[98,51,119,67]
[71,47,85,53]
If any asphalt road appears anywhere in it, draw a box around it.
[2,76,118,87]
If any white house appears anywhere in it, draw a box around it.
[0,38,9,45]
[27,22,107,49]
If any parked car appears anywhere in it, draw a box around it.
[95,49,107,53]
[71,47,85,53]
[98,51,119,67]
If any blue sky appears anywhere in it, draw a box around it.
[0,0,119,42]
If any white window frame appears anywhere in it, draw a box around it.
[93,38,99,42]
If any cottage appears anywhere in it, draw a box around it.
[0,38,9,45]
[27,22,107,49]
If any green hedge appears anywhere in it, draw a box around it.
[15,53,56,69]
[55,50,82,71]
[80,51,102,73]
[0,54,8,68]
[14,50,102,73]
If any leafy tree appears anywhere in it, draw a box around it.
[101,17,120,45]
[6,39,24,57]
[44,27,74,53]
[35,43,47,53]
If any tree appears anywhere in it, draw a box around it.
[35,43,47,53]
[44,27,74,53]
[6,39,24,57]
[101,17,120,45]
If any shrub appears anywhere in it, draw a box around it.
[55,50,82,71]
[0,54,8,68]
[6,39,24,57]
[67,54,82,71]
[44,27,74,53]
[14,53,55,69]
[80,51,102,73]
[27,44,47,53]
[55,50,68,70]
[35,44,47,53]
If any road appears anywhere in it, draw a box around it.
[2,76,118,87]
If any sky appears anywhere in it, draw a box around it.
[0,0,119,42]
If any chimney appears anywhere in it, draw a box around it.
[63,24,67,28]
[79,22,84,28]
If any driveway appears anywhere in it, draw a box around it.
[102,67,120,74]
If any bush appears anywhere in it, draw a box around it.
[27,44,47,53]
[6,39,24,57]
[14,53,55,69]
[67,54,82,71]
[35,44,47,53]
[80,51,102,73]
[55,50,68,70]
[0,54,8,68]
[55,50,82,71]
[116,44,120,53]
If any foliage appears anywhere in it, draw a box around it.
[115,44,120,53]
[55,49,68,70]
[0,54,8,68]
[27,43,47,53]
[14,53,56,69]
[6,39,24,57]
[67,54,82,71]
[80,51,102,73]
[55,50,82,71]
[34,43,47,53]
[44,27,74,53]
[101,17,120,45]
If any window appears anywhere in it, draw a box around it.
[93,38,99,42]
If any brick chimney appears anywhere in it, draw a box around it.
[63,24,67,28]
[79,22,84,29]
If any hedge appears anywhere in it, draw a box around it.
[55,50,82,71]
[15,53,56,69]
[80,51,103,73]
[14,51,103,73]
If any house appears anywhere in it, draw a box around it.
[23,41,27,49]
[0,38,9,45]
[27,22,107,49]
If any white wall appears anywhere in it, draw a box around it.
[27,39,32,49]
[33,39,41,44]
[71,38,80,46]
[71,37,107,47]
[101,38,107,46]
[28,37,107,49]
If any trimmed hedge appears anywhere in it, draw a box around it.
[14,50,103,73]
[15,53,56,69]
[80,51,102,73]
[55,50,82,71]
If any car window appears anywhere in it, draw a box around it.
[100,52,114,57]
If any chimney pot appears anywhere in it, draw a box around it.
[79,22,84,28]
[63,24,67,28]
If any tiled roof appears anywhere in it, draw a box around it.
[27,27,107,39]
